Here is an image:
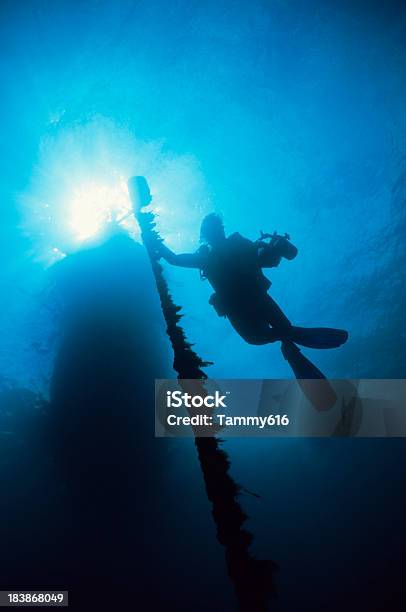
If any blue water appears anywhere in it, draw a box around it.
[1,1,406,610]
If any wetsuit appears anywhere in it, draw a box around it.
[159,232,347,351]
[199,233,291,344]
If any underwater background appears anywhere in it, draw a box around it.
[1,1,406,610]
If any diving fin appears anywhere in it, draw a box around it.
[281,341,326,379]
[281,341,337,411]
[288,327,348,349]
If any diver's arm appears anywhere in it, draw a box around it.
[257,236,298,268]
[158,243,204,269]
[257,245,282,268]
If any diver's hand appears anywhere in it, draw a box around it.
[151,241,166,261]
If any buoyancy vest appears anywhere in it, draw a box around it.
[200,233,271,315]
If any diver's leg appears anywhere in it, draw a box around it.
[227,312,280,345]
[228,298,337,409]
[227,297,293,345]
[263,296,292,333]
[264,296,348,349]
[227,305,337,409]
[227,297,348,350]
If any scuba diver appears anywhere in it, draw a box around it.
[157,213,348,381]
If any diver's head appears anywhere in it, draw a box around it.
[200,213,226,246]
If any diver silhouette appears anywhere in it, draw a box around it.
[157,213,348,381]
